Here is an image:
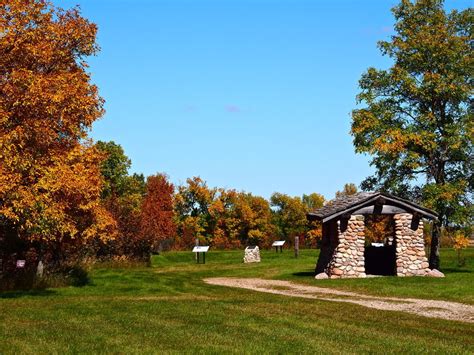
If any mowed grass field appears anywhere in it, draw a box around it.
[1,248,473,354]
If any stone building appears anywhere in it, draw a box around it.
[307,192,438,278]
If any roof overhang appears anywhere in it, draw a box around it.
[307,193,438,223]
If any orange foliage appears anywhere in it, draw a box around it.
[140,174,176,252]
[306,221,322,246]
[452,231,470,266]
[364,215,394,245]
[0,1,114,259]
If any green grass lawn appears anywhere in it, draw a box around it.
[1,248,473,354]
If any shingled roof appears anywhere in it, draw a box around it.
[307,191,438,223]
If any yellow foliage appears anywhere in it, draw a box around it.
[453,232,470,251]
[306,227,322,241]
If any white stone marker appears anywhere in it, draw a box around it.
[243,246,261,263]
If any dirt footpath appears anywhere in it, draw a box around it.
[204,277,474,323]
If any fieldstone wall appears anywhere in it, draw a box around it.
[394,213,430,276]
[315,212,431,279]
[327,215,366,278]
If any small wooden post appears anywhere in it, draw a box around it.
[195,252,206,264]
[429,220,440,269]
[195,238,199,261]
[294,236,299,258]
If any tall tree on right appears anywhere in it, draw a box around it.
[351,0,473,267]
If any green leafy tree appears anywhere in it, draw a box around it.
[96,141,146,200]
[351,0,473,268]
[96,141,132,198]
[270,193,308,241]
[174,177,215,245]
[95,141,148,259]
[302,193,325,210]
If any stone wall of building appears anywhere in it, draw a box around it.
[327,215,366,278]
[315,212,431,279]
[394,213,430,276]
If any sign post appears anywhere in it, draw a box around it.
[272,241,285,253]
[192,246,209,264]
[195,238,199,261]
[294,236,299,258]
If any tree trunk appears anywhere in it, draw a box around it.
[429,221,440,270]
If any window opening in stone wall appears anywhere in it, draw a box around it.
[364,215,396,276]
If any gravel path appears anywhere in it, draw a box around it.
[204,277,474,323]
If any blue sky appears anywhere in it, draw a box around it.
[59,0,470,200]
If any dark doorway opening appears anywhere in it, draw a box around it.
[364,215,396,276]
[364,245,396,275]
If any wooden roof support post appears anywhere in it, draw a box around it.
[373,198,385,215]
[429,219,440,270]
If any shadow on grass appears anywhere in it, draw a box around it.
[0,288,57,299]
[292,271,315,277]
[0,266,92,298]
[442,267,472,274]
[65,266,91,286]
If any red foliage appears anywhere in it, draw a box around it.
[140,174,176,251]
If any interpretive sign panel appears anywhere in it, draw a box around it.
[272,240,285,253]
[192,246,209,264]
[192,246,209,253]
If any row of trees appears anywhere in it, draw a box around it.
[173,177,325,249]
[0,0,331,272]
[1,0,471,283]
[97,141,326,253]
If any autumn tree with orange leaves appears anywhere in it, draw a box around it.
[0,1,115,274]
[140,174,176,256]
